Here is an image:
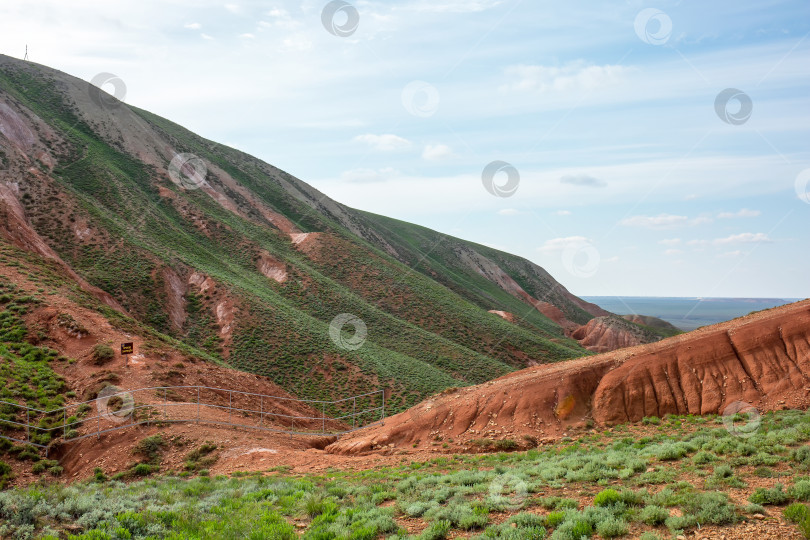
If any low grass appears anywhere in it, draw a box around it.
[0,409,809,538]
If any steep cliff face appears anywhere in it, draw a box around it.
[327,300,810,455]
[592,303,810,424]
[569,316,657,353]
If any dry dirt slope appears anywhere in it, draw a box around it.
[327,299,810,455]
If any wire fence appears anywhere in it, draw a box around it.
[0,385,384,455]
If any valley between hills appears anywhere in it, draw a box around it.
[1,54,810,539]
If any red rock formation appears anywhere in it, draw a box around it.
[327,299,810,455]
[593,302,810,424]
[570,316,652,353]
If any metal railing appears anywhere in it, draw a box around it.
[0,385,384,455]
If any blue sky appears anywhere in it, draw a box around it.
[1,0,808,297]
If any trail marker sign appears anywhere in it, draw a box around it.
[121,342,134,355]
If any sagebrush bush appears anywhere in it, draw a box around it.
[91,344,115,365]
[419,519,451,540]
[749,484,789,505]
[787,480,810,503]
[595,516,628,538]
[639,504,669,525]
[792,446,810,467]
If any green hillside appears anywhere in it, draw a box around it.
[0,55,592,413]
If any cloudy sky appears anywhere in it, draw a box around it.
[1,0,809,297]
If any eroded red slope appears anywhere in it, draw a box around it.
[327,299,810,455]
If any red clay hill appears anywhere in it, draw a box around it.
[327,299,810,455]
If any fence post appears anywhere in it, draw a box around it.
[352,397,356,430]
[26,408,30,443]
[63,408,66,439]
[322,402,326,434]
[228,391,232,424]
[164,388,167,421]
[96,400,100,440]
[260,396,263,428]
[381,390,385,425]
[197,387,200,424]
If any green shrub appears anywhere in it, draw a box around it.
[754,466,775,477]
[654,442,689,461]
[665,514,697,532]
[692,450,717,465]
[792,446,810,467]
[638,533,660,540]
[594,488,621,507]
[419,520,451,540]
[92,344,115,365]
[132,463,152,476]
[686,491,738,525]
[93,467,107,482]
[595,517,628,538]
[792,480,810,501]
[507,513,546,529]
[639,504,669,525]
[537,497,578,510]
[749,484,789,505]
[0,460,12,488]
[134,434,166,464]
[569,520,593,538]
[494,439,519,451]
[545,511,566,528]
[741,503,765,515]
[785,503,810,524]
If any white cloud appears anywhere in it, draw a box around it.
[404,0,504,13]
[659,238,681,246]
[554,210,572,216]
[664,249,683,256]
[224,3,241,14]
[620,214,689,229]
[340,167,400,184]
[201,33,214,40]
[281,34,313,51]
[718,250,744,258]
[239,33,255,39]
[560,174,606,188]
[714,232,772,245]
[422,143,454,161]
[502,61,632,94]
[184,22,201,30]
[604,256,620,263]
[537,236,590,253]
[497,208,520,216]
[718,208,761,219]
[353,133,412,152]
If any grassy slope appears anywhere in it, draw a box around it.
[354,211,598,327]
[0,62,589,413]
[2,410,810,538]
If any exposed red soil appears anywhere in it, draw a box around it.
[488,310,516,323]
[257,250,288,283]
[327,299,810,455]
[0,180,124,312]
[570,315,647,353]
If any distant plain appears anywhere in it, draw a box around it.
[583,297,804,331]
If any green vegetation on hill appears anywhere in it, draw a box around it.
[2,409,810,538]
[0,57,592,413]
